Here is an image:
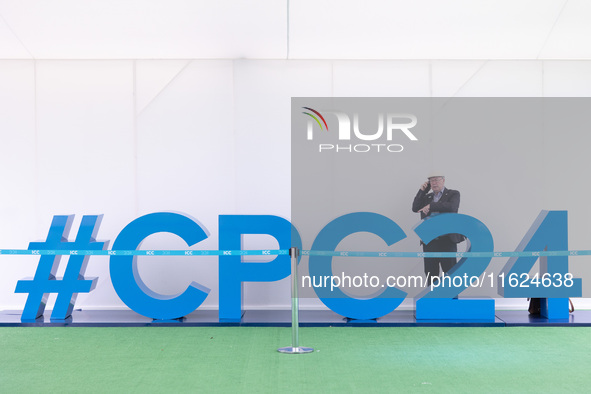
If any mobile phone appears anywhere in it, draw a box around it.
[424,180,431,192]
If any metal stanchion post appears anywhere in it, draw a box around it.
[277,247,314,354]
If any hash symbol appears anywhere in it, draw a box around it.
[15,215,107,321]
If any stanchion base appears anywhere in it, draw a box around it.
[277,346,314,354]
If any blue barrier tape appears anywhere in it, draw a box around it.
[0,249,288,256]
[0,249,590,257]
[303,250,591,258]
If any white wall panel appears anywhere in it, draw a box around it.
[35,61,135,228]
[34,60,135,308]
[541,60,591,268]
[290,0,567,60]
[136,60,235,218]
[0,61,35,245]
[540,96,591,285]
[136,60,235,308]
[333,61,430,96]
[0,0,287,59]
[428,62,545,305]
[538,0,591,59]
[233,60,332,308]
[233,60,332,215]
[0,61,36,309]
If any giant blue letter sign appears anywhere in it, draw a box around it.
[414,213,495,320]
[109,212,210,320]
[13,210,585,323]
[16,215,107,322]
[218,215,301,322]
[309,212,407,321]
[499,210,582,319]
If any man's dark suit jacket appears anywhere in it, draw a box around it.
[412,187,463,243]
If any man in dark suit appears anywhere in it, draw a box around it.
[412,174,461,282]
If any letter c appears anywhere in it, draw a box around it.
[109,212,210,320]
[309,212,407,320]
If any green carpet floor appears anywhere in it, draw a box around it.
[1,326,590,393]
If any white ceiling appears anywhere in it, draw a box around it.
[0,0,588,59]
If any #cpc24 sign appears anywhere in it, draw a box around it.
[15,210,582,322]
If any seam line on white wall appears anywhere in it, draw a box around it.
[133,60,138,217]
[136,60,192,117]
[537,0,570,60]
[0,11,35,59]
[450,60,489,98]
[286,0,290,59]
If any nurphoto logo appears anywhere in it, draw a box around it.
[302,107,418,153]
